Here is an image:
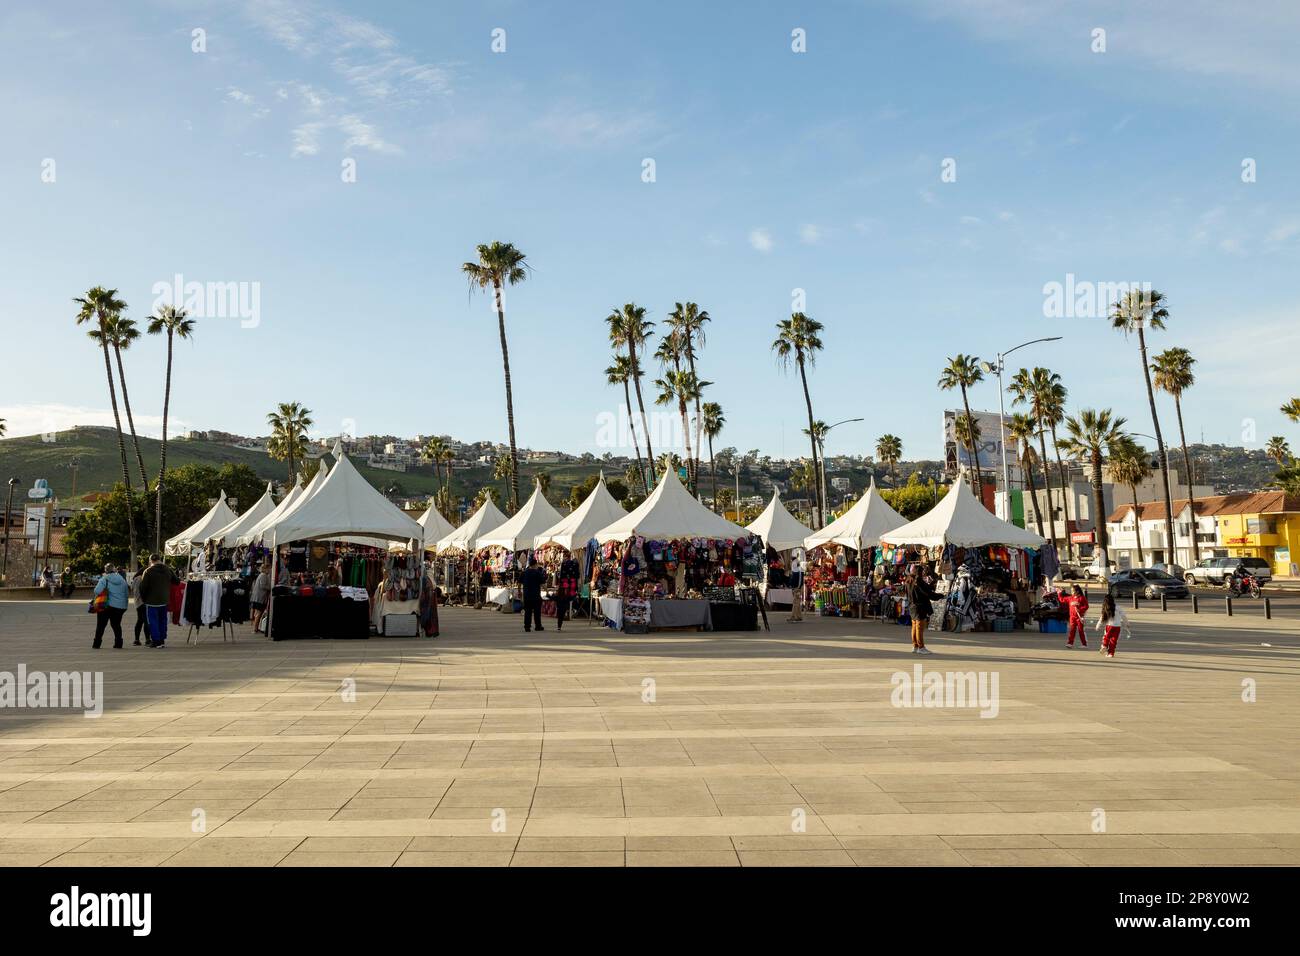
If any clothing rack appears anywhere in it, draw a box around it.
[181,572,243,644]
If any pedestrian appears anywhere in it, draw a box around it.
[555,557,579,631]
[59,566,76,598]
[1061,584,1089,647]
[130,568,151,646]
[138,553,179,648]
[91,563,129,649]
[1095,593,1130,659]
[788,549,805,622]
[42,565,56,597]
[250,561,272,635]
[904,567,941,655]
[521,558,546,633]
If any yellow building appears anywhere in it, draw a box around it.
[1214,492,1300,576]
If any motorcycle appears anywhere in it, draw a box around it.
[1225,573,1262,598]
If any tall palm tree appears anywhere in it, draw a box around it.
[1006,413,1043,537]
[701,401,725,512]
[605,354,647,494]
[1151,346,1200,562]
[1036,369,1076,561]
[1009,367,1061,552]
[1059,409,1127,574]
[938,354,985,496]
[654,370,710,493]
[1110,289,1176,562]
[440,447,455,500]
[492,454,516,508]
[607,303,657,485]
[146,305,195,551]
[74,286,137,571]
[463,241,529,511]
[1266,436,1291,466]
[773,312,826,526]
[102,315,150,498]
[667,302,711,490]
[423,437,447,498]
[1109,437,1152,568]
[875,434,903,487]
[1282,399,1300,423]
[266,402,314,482]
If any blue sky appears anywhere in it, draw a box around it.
[2,0,1299,464]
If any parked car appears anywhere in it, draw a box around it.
[1153,562,1186,580]
[1056,562,1086,581]
[1184,556,1273,587]
[1109,568,1190,601]
[1085,557,1115,580]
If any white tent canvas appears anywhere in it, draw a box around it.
[594,467,750,544]
[879,475,1046,549]
[236,466,323,546]
[746,492,813,552]
[436,498,508,554]
[535,474,627,552]
[266,448,421,545]
[204,482,278,547]
[476,481,564,552]
[804,479,907,552]
[164,490,238,556]
[407,501,456,552]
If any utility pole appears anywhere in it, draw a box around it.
[69,457,80,498]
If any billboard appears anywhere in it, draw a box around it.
[943,409,1018,478]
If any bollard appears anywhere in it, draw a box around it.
[1192,594,1199,614]
[1132,592,1140,610]
[1225,596,1233,617]
[1161,593,1168,612]
[1265,597,1272,620]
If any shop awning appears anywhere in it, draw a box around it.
[204,482,278,547]
[164,490,238,556]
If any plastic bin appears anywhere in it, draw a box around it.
[1038,618,1067,634]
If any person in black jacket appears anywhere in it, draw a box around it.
[904,567,941,655]
[520,559,546,633]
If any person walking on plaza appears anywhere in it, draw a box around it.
[130,568,151,646]
[521,558,546,633]
[250,562,272,636]
[138,553,178,648]
[1095,593,1130,659]
[91,563,129,649]
[788,549,805,622]
[555,557,579,631]
[1061,583,1089,647]
[905,567,941,655]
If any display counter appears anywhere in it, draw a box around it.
[271,592,371,640]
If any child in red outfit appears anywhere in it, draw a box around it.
[1094,594,1130,658]
[1059,584,1089,647]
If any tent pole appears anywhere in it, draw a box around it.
[265,532,278,640]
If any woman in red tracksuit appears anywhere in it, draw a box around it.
[1060,584,1089,647]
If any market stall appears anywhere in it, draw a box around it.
[434,497,507,605]
[164,489,239,569]
[745,491,812,608]
[474,480,564,612]
[879,475,1051,633]
[592,469,762,632]
[801,480,908,618]
[234,474,307,547]
[533,474,628,622]
[204,482,279,549]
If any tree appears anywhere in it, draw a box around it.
[1059,409,1128,573]
[492,454,515,509]
[472,486,500,510]
[606,354,647,494]
[94,315,150,499]
[1109,436,1152,567]
[875,434,902,487]
[535,470,552,499]
[1009,367,1061,552]
[1110,289,1175,562]
[881,476,947,521]
[938,354,985,496]
[773,312,825,526]
[607,303,657,485]
[463,241,529,511]
[1282,399,1300,423]
[654,369,709,496]
[667,302,711,490]
[266,402,314,482]
[423,437,448,498]
[1266,436,1292,465]
[702,401,725,512]
[146,305,195,551]
[1151,346,1200,561]
[1006,413,1043,537]
[74,286,137,572]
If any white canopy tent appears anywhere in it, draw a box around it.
[594,467,750,544]
[746,491,813,552]
[879,475,1046,549]
[164,490,238,556]
[399,501,456,553]
[476,481,564,553]
[535,474,627,552]
[204,482,278,547]
[236,465,324,547]
[435,498,508,554]
[804,479,907,552]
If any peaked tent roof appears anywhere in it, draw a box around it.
[235,474,305,546]
[164,490,238,555]
[407,501,456,552]
[476,481,565,552]
[435,498,508,554]
[266,447,421,545]
[238,465,325,546]
[205,482,278,546]
[746,491,814,552]
[804,479,908,552]
[594,467,750,544]
[534,474,628,552]
[879,475,1046,549]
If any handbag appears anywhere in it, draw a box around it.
[90,590,108,614]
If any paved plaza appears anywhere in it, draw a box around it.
[0,598,1297,867]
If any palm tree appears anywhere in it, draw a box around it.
[773,312,825,526]
[536,471,552,499]
[667,302,711,490]
[875,434,903,487]
[0,418,5,437]
[1282,399,1300,423]
[99,315,150,500]
[473,486,501,510]
[1006,413,1043,537]
[953,413,981,468]
[1110,289,1176,562]
[701,401,725,512]
[938,354,985,496]
[656,451,683,480]
[492,454,515,509]
[1059,409,1127,573]
[423,437,447,498]
[266,402,314,482]
[74,286,137,571]
[1266,436,1291,465]
[605,354,647,494]
[463,241,529,512]
[1109,437,1152,567]
[146,305,195,551]
[1009,367,1061,552]
[654,370,710,492]
[607,303,657,485]
[1037,370,1076,561]
[1151,346,1200,562]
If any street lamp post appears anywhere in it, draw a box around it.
[817,418,865,527]
[981,337,1062,522]
[2,478,17,585]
